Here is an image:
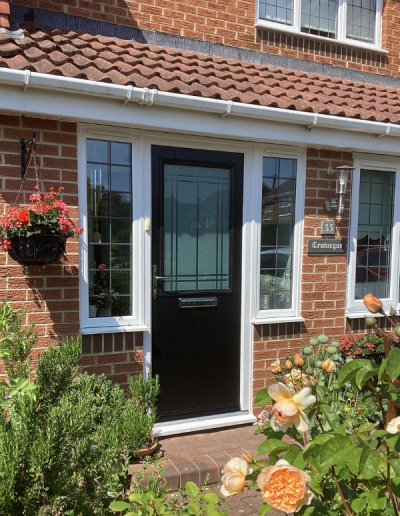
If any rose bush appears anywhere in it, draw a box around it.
[219,294,400,516]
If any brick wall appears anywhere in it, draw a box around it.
[252,149,353,415]
[0,115,144,382]
[9,0,400,77]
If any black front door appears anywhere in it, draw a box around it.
[151,146,244,421]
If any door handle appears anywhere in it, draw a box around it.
[153,265,173,299]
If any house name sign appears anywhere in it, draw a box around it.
[307,239,347,254]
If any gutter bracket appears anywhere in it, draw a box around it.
[220,100,233,119]
[306,113,318,131]
[377,124,391,138]
[138,87,157,106]
[123,85,133,106]
[23,70,31,92]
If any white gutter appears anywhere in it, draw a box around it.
[0,67,398,138]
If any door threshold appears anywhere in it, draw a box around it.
[154,411,257,437]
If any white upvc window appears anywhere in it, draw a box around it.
[254,148,306,322]
[255,0,383,50]
[346,157,400,317]
[78,129,147,334]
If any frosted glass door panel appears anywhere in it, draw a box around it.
[164,164,231,291]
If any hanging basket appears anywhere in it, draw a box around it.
[8,233,67,266]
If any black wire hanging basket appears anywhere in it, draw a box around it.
[8,233,67,266]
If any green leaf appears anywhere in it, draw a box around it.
[351,498,367,513]
[185,482,199,498]
[390,458,400,476]
[318,405,340,430]
[284,445,306,469]
[155,501,166,514]
[387,348,400,381]
[256,439,290,456]
[358,446,371,476]
[303,434,333,460]
[109,501,131,511]
[203,493,219,504]
[391,477,400,498]
[259,503,272,515]
[365,489,387,511]
[370,429,389,439]
[319,436,356,469]
[129,493,142,502]
[338,359,371,387]
[360,450,380,479]
[358,422,376,433]
[255,388,272,408]
[387,434,400,453]
[355,364,376,389]
[309,477,323,496]
[378,359,387,381]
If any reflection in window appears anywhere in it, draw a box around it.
[164,165,230,291]
[347,0,376,43]
[355,170,394,300]
[260,157,296,310]
[259,0,294,26]
[301,0,338,38]
[87,139,132,318]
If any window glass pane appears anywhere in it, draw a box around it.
[260,157,296,311]
[164,165,231,291]
[355,169,394,300]
[259,0,294,25]
[87,139,132,318]
[301,0,338,38]
[346,0,376,43]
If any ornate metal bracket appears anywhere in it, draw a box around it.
[20,129,36,180]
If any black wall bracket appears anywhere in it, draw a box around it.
[20,129,36,180]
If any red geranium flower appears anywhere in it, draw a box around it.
[18,210,30,225]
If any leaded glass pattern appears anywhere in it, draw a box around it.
[355,170,394,300]
[260,157,296,311]
[301,0,338,38]
[259,0,294,26]
[164,165,231,291]
[346,0,376,43]
[87,139,132,318]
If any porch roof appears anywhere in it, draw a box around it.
[1,23,400,125]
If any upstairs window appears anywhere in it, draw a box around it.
[256,0,382,48]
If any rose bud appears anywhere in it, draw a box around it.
[305,366,313,375]
[395,324,400,338]
[390,306,397,317]
[365,316,377,327]
[309,376,317,387]
[270,359,282,374]
[321,358,336,373]
[242,453,253,464]
[363,293,383,314]
[294,354,305,367]
[285,360,293,370]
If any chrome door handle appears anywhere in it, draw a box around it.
[153,265,173,299]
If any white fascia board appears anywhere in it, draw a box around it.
[1,69,400,154]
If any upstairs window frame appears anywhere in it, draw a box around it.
[256,0,383,51]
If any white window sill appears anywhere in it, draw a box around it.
[252,316,305,325]
[255,21,388,54]
[345,312,385,319]
[154,412,257,437]
[80,324,149,335]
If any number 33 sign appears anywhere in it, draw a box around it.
[321,220,335,235]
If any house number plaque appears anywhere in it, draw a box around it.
[307,239,347,254]
[321,220,335,235]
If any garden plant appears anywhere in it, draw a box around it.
[217,293,400,516]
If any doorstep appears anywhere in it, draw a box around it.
[129,424,269,490]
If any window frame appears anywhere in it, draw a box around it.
[79,130,147,334]
[255,0,383,51]
[254,147,306,322]
[346,157,400,316]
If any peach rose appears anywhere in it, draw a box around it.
[363,293,383,314]
[268,383,316,433]
[387,416,400,434]
[220,457,252,497]
[285,360,293,370]
[321,358,336,373]
[257,459,313,513]
[283,368,309,392]
[270,359,282,374]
